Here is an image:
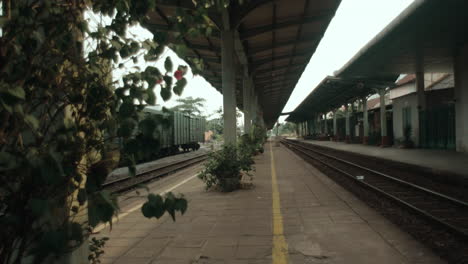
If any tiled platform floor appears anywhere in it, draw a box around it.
[94,142,444,263]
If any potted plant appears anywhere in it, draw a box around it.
[198,144,253,192]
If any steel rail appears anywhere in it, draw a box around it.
[103,154,209,193]
[281,139,468,238]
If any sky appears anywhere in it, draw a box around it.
[278,0,415,122]
[87,0,414,124]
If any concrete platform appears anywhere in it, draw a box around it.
[298,139,468,177]
[94,142,444,264]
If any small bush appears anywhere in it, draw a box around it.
[198,144,253,192]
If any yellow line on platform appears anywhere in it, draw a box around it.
[270,143,289,264]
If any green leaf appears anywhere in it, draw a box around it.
[118,118,136,138]
[39,152,65,185]
[139,118,157,137]
[146,89,156,105]
[163,75,173,88]
[173,78,187,96]
[69,222,83,243]
[141,203,153,218]
[2,85,26,100]
[24,115,39,130]
[164,192,176,221]
[164,57,173,72]
[128,155,136,177]
[148,193,163,205]
[175,197,188,214]
[30,198,49,217]
[0,151,18,171]
[118,102,135,118]
[0,98,13,113]
[160,87,172,101]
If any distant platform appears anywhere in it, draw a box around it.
[108,147,210,181]
[298,139,468,178]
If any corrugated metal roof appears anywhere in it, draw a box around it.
[144,0,342,128]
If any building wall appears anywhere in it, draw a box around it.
[392,93,419,145]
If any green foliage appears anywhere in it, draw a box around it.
[0,0,226,262]
[171,96,206,116]
[141,192,187,221]
[274,122,296,136]
[89,237,109,264]
[198,144,254,192]
[251,125,267,146]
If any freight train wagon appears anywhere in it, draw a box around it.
[143,107,205,155]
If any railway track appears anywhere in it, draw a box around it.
[103,153,209,193]
[281,139,468,239]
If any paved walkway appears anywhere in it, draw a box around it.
[300,139,468,177]
[94,142,444,263]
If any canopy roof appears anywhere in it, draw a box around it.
[286,76,391,122]
[144,0,341,128]
[337,0,468,79]
[286,0,468,123]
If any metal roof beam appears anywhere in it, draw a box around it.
[254,72,300,82]
[249,35,318,55]
[252,51,310,70]
[240,12,333,40]
[152,7,221,81]
[254,63,307,76]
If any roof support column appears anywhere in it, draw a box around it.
[333,110,338,141]
[221,29,237,145]
[362,97,369,145]
[416,64,426,111]
[297,122,304,137]
[317,115,321,135]
[378,88,389,147]
[302,121,307,137]
[251,93,257,125]
[243,74,251,135]
[345,104,350,143]
[454,44,468,152]
[323,114,328,136]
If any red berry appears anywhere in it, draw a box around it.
[174,70,183,80]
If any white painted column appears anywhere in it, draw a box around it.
[243,75,251,134]
[379,89,389,146]
[454,44,468,152]
[345,104,350,143]
[362,97,369,144]
[221,30,237,144]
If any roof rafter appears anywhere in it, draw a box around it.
[252,50,311,70]
[249,35,319,55]
[240,11,333,40]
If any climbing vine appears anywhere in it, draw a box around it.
[0,0,234,263]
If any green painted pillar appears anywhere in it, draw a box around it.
[345,104,350,143]
[221,29,237,145]
[362,97,369,144]
[243,74,251,134]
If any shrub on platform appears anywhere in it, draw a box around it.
[198,144,253,192]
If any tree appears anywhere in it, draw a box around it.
[279,122,297,135]
[0,0,221,263]
[171,96,206,116]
